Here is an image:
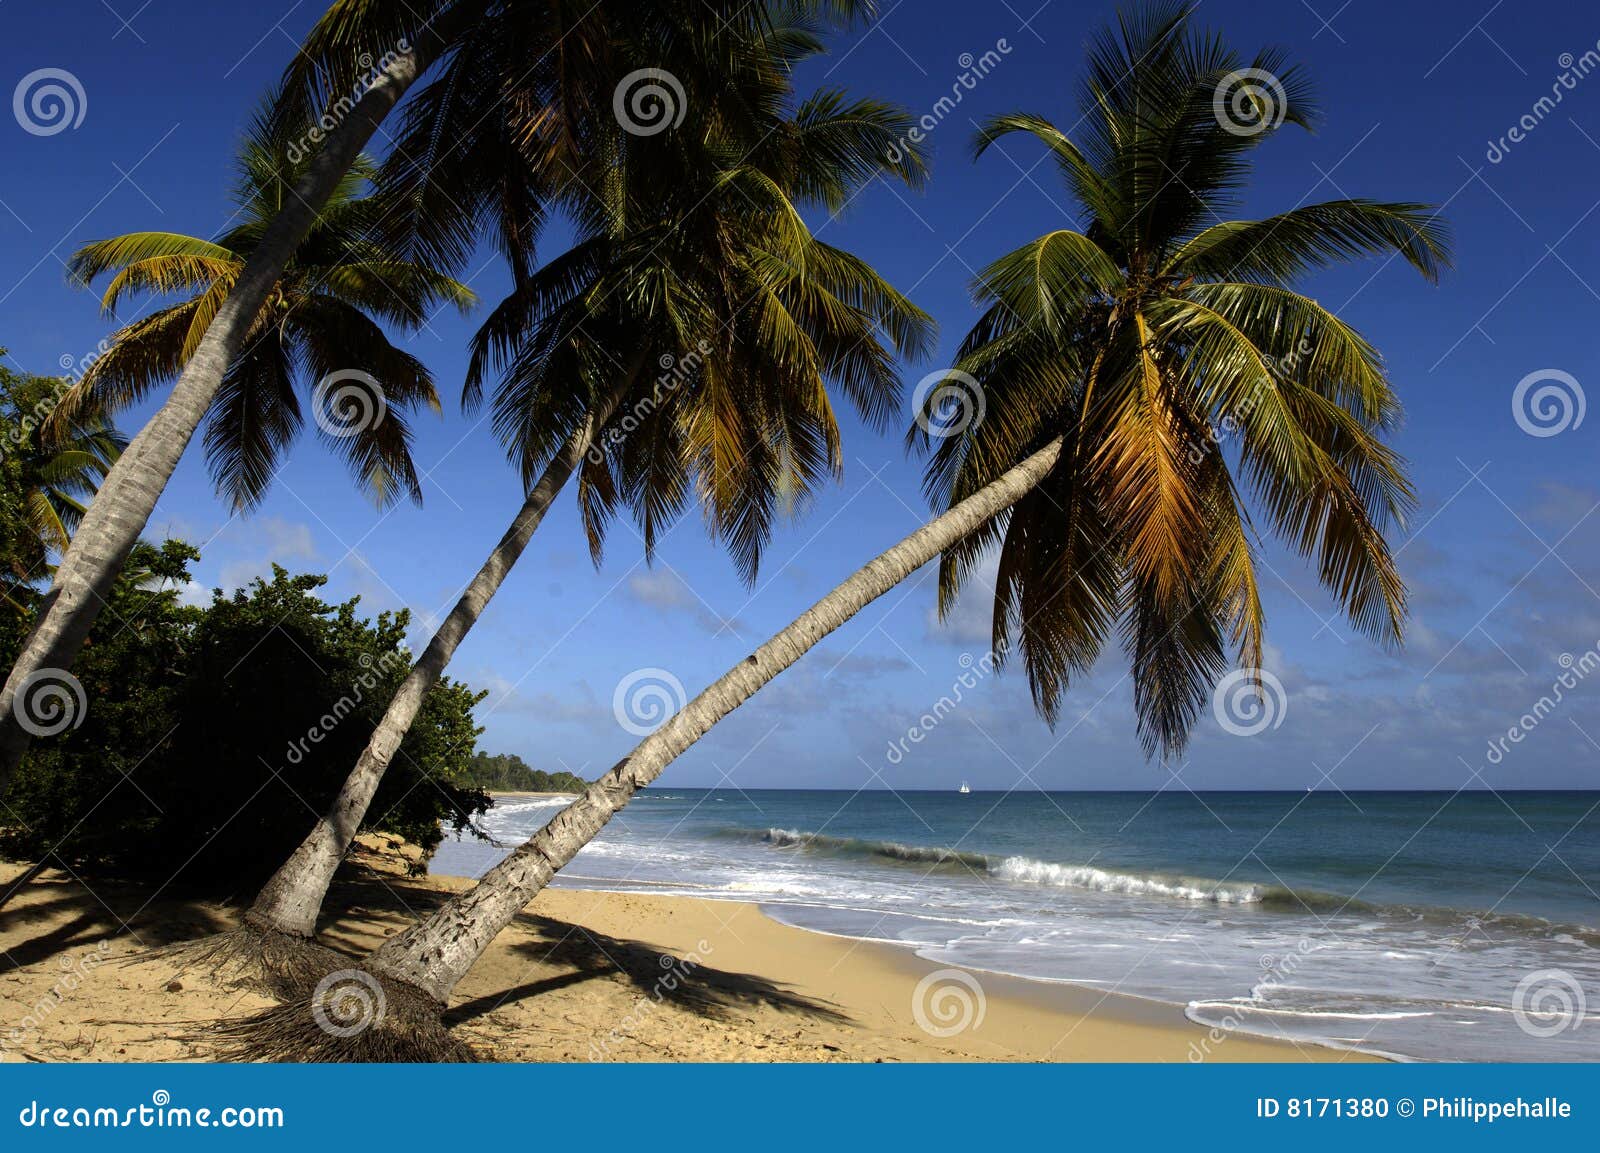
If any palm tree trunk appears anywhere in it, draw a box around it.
[246,370,639,938]
[0,28,451,792]
[367,437,1065,1002]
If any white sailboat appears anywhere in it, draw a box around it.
[958,780,971,794]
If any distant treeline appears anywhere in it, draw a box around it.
[464,752,587,793]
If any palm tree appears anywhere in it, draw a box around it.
[0,371,123,614]
[61,100,474,513]
[0,0,830,782]
[0,97,471,910]
[226,2,1448,1056]
[244,10,933,941]
[0,2,461,785]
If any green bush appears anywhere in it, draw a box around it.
[0,544,490,892]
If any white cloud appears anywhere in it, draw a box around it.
[214,517,320,592]
[627,567,743,635]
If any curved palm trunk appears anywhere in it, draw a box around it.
[0,31,447,791]
[247,373,637,938]
[368,437,1065,1002]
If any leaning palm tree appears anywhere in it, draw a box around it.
[243,10,933,943]
[0,100,472,913]
[60,101,473,513]
[0,3,455,783]
[224,2,1450,1060]
[0,0,870,784]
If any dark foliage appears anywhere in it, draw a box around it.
[0,546,489,893]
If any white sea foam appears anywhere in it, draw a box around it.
[491,798,574,815]
[992,856,1267,904]
[1190,999,1434,1022]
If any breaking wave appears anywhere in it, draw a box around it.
[737,827,1350,909]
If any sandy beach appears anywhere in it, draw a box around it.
[0,846,1361,1063]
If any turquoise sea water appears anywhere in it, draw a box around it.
[432,789,1600,1061]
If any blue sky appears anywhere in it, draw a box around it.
[3,0,1600,791]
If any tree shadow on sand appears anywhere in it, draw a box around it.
[305,866,852,1029]
[444,913,852,1028]
[0,869,236,970]
[3,860,853,1051]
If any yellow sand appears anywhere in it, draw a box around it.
[0,852,1368,1062]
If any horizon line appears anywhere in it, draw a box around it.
[622,786,1600,794]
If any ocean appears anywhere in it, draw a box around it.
[431,788,1600,1061]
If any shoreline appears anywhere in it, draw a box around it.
[0,854,1366,1062]
[435,869,1364,1062]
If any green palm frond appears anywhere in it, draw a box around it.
[3,373,124,569]
[64,77,471,512]
[66,232,239,312]
[1168,200,1450,284]
[971,230,1121,336]
[974,113,1122,230]
[471,13,936,583]
[932,2,1450,756]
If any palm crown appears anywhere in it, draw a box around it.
[464,7,935,581]
[60,98,475,512]
[0,372,123,595]
[921,2,1451,756]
